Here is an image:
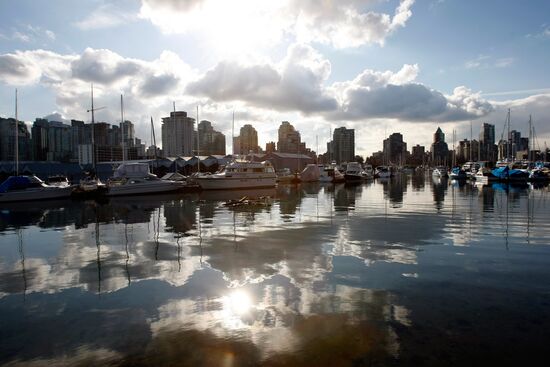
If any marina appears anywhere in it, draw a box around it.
[1,175,550,365]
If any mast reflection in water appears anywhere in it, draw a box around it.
[1,177,550,366]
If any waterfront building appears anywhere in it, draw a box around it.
[31,119,72,162]
[161,111,195,157]
[235,124,259,154]
[479,123,496,161]
[431,127,449,165]
[456,139,480,163]
[47,121,72,162]
[121,120,135,146]
[411,144,426,166]
[31,118,49,161]
[265,141,276,154]
[277,121,302,153]
[331,127,355,164]
[383,132,407,165]
[0,117,32,162]
[197,120,226,155]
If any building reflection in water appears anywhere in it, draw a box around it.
[431,176,448,210]
[1,179,550,365]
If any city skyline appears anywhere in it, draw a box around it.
[1,1,550,156]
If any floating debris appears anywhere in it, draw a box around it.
[223,196,272,207]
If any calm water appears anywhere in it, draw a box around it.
[1,175,550,366]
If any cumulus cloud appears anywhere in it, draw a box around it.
[71,48,143,84]
[292,0,415,47]
[0,47,197,144]
[489,93,550,140]
[330,64,493,122]
[139,0,415,48]
[0,49,75,85]
[42,112,68,123]
[187,43,338,114]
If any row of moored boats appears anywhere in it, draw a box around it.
[0,161,396,203]
[431,161,550,183]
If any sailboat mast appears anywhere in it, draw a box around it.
[316,135,318,164]
[91,84,96,169]
[469,121,472,162]
[151,116,157,171]
[507,109,511,161]
[196,105,200,173]
[452,129,455,167]
[173,101,176,173]
[527,115,534,162]
[15,89,19,176]
[232,110,235,156]
[120,94,125,162]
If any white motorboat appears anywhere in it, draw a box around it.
[344,162,363,182]
[46,175,71,188]
[0,175,73,203]
[194,161,277,190]
[362,164,374,179]
[300,164,320,182]
[276,168,300,184]
[319,165,345,183]
[107,163,185,196]
[375,166,392,178]
[432,166,449,178]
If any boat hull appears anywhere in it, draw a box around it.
[106,181,185,196]
[344,173,363,181]
[0,186,73,203]
[195,177,277,190]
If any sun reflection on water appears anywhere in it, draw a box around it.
[221,290,254,329]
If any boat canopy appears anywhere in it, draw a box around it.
[0,175,43,193]
[113,163,151,178]
[491,166,529,180]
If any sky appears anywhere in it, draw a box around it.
[1,0,550,156]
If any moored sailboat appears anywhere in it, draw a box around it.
[0,90,72,203]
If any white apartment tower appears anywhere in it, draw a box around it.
[161,111,195,157]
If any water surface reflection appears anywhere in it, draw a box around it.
[1,176,550,365]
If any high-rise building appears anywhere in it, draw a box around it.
[277,121,302,153]
[383,132,407,164]
[31,118,49,161]
[71,119,87,160]
[31,118,72,162]
[331,127,355,164]
[479,122,496,161]
[411,144,426,166]
[47,121,72,162]
[236,124,259,154]
[120,120,135,146]
[431,127,449,164]
[265,141,276,154]
[197,120,226,155]
[161,111,195,157]
[0,117,32,162]
[456,139,480,162]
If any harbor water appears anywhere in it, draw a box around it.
[1,174,550,366]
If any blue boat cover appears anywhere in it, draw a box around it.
[491,166,529,180]
[0,176,32,193]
